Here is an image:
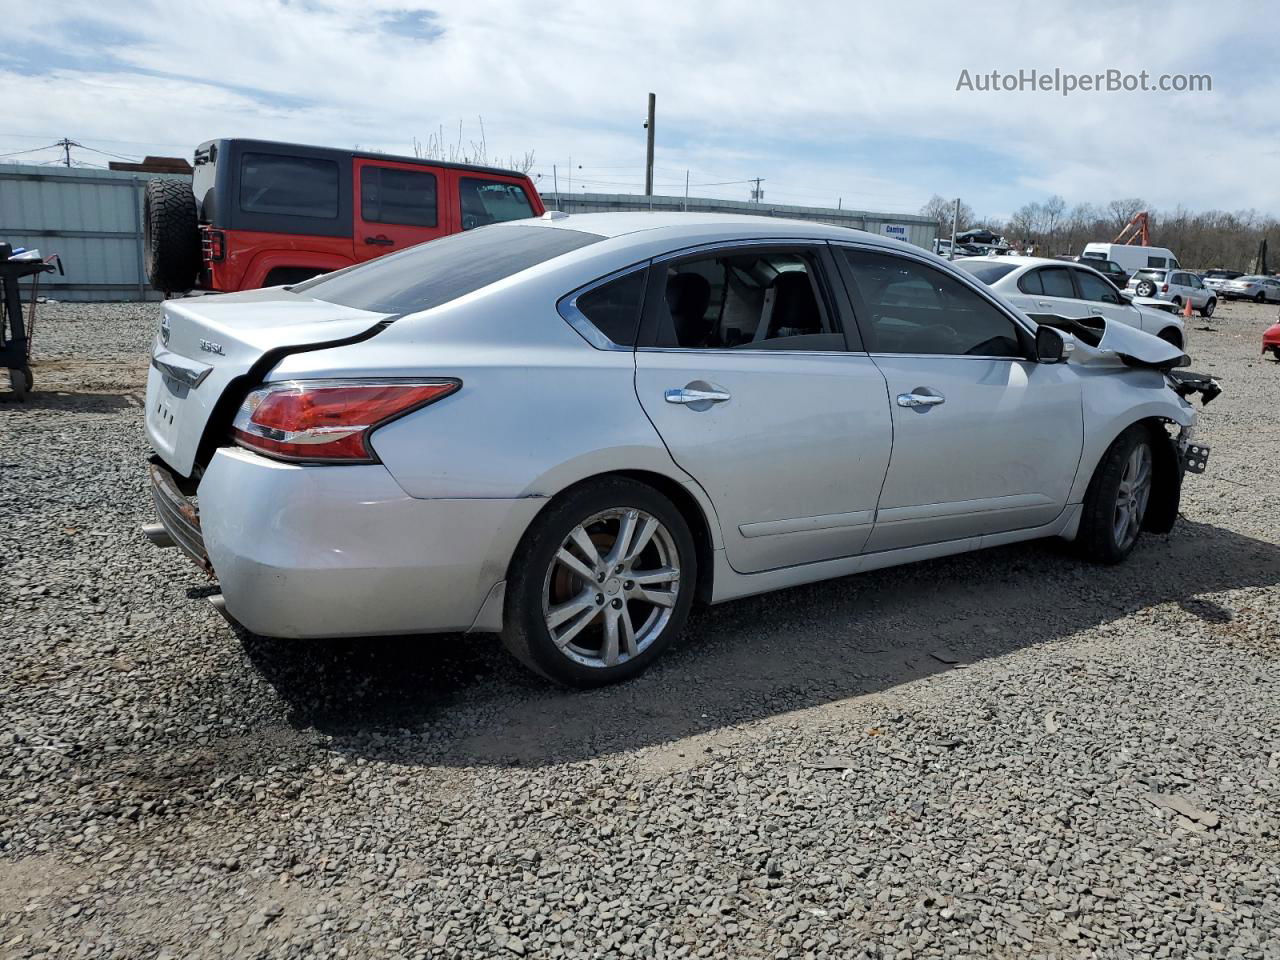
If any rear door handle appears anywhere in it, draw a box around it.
[665,387,731,405]
[896,392,945,408]
[364,235,394,246]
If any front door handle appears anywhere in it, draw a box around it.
[364,234,395,246]
[896,392,945,408]
[665,387,731,405]
[1037,300,1054,307]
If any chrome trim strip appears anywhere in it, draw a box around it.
[739,509,875,539]
[151,348,213,388]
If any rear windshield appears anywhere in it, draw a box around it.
[293,225,603,314]
[1134,269,1166,281]
[955,260,1018,284]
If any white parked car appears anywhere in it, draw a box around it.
[957,256,1189,348]
[1125,269,1217,316]
[1200,270,1243,292]
[143,214,1217,686]
[1219,275,1280,303]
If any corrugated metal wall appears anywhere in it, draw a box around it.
[540,192,939,249]
[0,164,190,302]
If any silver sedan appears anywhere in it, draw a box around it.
[143,213,1212,686]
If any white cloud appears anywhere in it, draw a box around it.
[4,0,1277,218]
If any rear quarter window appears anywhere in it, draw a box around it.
[240,153,339,219]
[293,224,602,314]
[955,261,1018,285]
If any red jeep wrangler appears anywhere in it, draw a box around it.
[143,138,546,293]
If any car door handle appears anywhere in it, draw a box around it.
[1089,308,1104,316]
[1037,300,1054,307]
[364,235,394,246]
[896,392,945,408]
[665,387,731,405]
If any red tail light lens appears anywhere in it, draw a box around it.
[1161,284,1169,292]
[231,379,459,463]
[203,228,226,262]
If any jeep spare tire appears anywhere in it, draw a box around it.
[144,178,200,293]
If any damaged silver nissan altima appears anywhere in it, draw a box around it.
[142,212,1219,686]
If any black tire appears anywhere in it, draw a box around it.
[144,179,200,293]
[1157,327,1183,349]
[501,477,697,687]
[1271,346,1280,362]
[1255,291,1267,304]
[1170,296,1183,308]
[1077,424,1156,564]
[1135,280,1156,297]
[1199,298,1216,318]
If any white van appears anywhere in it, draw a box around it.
[1082,243,1180,275]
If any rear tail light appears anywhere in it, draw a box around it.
[1161,283,1169,292]
[231,379,459,463]
[202,228,226,262]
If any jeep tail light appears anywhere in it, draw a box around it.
[203,228,226,263]
[231,379,459,463]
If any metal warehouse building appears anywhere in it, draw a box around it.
[0,163,189,302]
[0,164,937,301]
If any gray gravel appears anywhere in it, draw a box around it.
[2,299,1278,959]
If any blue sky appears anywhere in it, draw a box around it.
[3,1,1276,221]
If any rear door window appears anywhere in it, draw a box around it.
[360,166,437,226]
[240,153,339,218]
[293,225,602,314]
[459,178,535,230]
[1147,256,1168,268]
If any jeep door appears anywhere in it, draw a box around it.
[353,158,449,262]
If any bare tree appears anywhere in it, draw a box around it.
[920,195,975,235]
[412,117,538,176]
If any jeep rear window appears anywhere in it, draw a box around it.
[240,153,339,219]
[292,224,603,314]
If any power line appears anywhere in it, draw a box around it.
[0,143,62,160]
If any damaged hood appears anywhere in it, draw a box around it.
[1030,313,1186,370]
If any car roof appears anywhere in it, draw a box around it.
[506,211,907,247]
[955,255,1087,269]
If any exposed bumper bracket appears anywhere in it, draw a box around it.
[141,522,175,548]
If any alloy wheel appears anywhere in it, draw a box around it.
[1113,442,1152,550]
[541,508,681,669]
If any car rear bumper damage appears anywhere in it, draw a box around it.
[143,447,544,638]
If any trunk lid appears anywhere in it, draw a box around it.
[145,288,391,476]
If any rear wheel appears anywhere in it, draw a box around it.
[1199,298,1216,318]
[143,179,200,293]
[1170,296,1183,308]
[501,478,696,687]
[1256,291,1267,304]
[1077,425,1155,564]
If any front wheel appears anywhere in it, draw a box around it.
[1256,291,1267,304]
[501,478,697,687]
[1077,425,1155,564]
[1199,298,1216,318]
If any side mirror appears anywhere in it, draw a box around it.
[1118,289,1134,302]
[1035,325,1070,363]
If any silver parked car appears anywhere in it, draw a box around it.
[1219,275,1280,303]
[1125,269,1217,316]
[144,213,1216,686]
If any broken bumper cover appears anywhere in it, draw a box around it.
[147,458,212,573]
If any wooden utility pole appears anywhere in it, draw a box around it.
[644,93,656,198]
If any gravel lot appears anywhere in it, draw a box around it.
[2,298,1279,960]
